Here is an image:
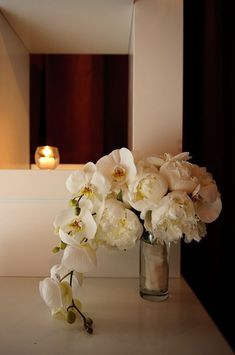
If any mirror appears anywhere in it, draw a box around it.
[0,0,133,169]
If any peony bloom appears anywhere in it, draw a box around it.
[96,147,137,193]
[191,165,222,223]
[96,199,143,250]
[148,191,203,243]
[147,152,191,168]
[127,170,168,213]
[159,159,198,194]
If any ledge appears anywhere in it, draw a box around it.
[0,277,233,355]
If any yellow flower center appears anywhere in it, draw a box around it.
[135,175,157,201]
[112,166,126,181]
[81,185,93,197]
[69,219,83,235]
[119,217,127,227]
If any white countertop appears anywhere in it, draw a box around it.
[0,277,233,355]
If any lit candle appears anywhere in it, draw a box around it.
[35,145,60,169]
[38,157,56,169]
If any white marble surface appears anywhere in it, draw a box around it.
[0,277,233,355]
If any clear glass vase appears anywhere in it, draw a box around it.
[139,232,170,301]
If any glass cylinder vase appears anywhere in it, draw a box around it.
[139,233,170,301]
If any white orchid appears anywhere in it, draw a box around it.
[53,200,97,273]
[96,147,137,193]
[39,277,64,317]
[39,265,94,332]
[66,162,110,222]
[96,199,143,250]
[66,162,109,197]
[192,165,222,223]
[50,264,82,297]
[61,244,97,273]
[39,265,81,319]
[54,199,97,245]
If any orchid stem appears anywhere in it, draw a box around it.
[59,271,73,282]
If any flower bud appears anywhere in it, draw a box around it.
[52,246,60,253]
[60,241,67,250]
[86,317,93,326]
[67,310,76,324]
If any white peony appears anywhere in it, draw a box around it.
[96,199,143,250]
[147,152,191,168]
[127,170,168,213]
[160,159,198,194]
[148,191,203,243]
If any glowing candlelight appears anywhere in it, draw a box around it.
[38,156,56,169]
[35,145,60,170]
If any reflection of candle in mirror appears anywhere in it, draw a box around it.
[42,146,53,157]
[38,157,56,169]
[35,145,60,169]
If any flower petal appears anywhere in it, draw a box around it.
[39,278,63,311]
[195,196,222,223]
[54,208,76,230]
[61,245,97,273]
[66,170,85,194]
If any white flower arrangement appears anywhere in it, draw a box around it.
[39,148,222,332]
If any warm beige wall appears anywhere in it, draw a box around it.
[0,13,29,169]
[130,0,183,276]
[132,0,183,156]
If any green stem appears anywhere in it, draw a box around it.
[69,270,74,286]
[59,271,73,282]
[61,270,93,333]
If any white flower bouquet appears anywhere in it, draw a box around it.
[39,148,222,331]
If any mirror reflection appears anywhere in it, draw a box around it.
[30,54,129,165]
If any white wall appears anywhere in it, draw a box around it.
[132,0,183,156]
[0,13,29,169]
